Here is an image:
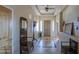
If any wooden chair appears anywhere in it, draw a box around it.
[61,39,78,54]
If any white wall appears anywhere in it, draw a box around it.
[5,5,36,54]
[63,6,79,23]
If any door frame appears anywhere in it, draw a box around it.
[43,20,51,37]
[0,5,12,53]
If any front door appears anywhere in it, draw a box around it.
[44,20,51,37]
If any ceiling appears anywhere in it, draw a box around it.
[33,5,65,16]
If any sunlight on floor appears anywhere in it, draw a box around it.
[31,36,61,54]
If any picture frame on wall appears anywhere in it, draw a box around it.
[64,23,73,35]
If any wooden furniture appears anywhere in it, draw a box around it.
[20,17,29,54]
[70,39,78,53]
[61,39,78,54]
[61,23,78,54]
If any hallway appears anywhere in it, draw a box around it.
[0,5,79,54]
[31,37,61,54]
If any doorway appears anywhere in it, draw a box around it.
[0,6,12,53]
[44,20,51,40]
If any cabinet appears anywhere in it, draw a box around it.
[20,17,29,54]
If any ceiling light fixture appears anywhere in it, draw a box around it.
[45,5,54,12]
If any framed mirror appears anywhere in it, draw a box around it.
[64,23,73,35]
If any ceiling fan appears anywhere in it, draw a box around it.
[45,5,54,12]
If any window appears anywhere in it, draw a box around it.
[40,20,43,32]
[52,20,54,32]
[35,21,39,32]
[32,20,39,32]
[33,20,43,32]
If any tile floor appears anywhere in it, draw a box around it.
[31,37,61,54]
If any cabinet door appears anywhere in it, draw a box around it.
[20,17,28,54]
